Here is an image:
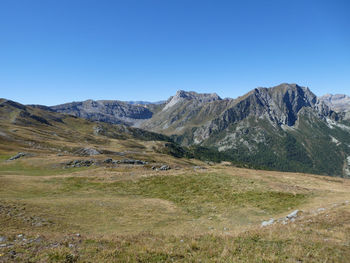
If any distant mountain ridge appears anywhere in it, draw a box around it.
[25,83,350,177]
[49,99,154,127]
[319,93,350,112]
[126,100,165,105]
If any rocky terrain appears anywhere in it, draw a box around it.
[49,99,154,126]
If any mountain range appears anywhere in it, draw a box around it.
[319,93,350,113]
[4,83,350,177]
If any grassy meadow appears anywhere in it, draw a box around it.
[1,152,350,262]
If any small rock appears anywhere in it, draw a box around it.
[286,210,299,219]
[0,237,6,242]
[75,233,81,237]
[261,218,274,227]
[0,244,7,248]
[17,234,23,239]
[117,159,146,165]
[103,158,113,164]
[68,243,74,248]
[180,239,184,243]
[159,165,170,171]
[317,208,325,212]
[8,152,27,161]
[51,242,59,248]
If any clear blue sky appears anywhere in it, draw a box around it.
[1,0,349,105]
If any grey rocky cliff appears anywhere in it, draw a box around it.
[50,100,153,126]
[191,84,337,145]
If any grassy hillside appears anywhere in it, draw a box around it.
[1,156,350,262]
[1,98,350,262]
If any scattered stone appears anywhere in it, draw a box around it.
[0,237,6,243]
[75,233,81,237]
[159,165,170,171]
[261,218,274,227]
[103,158,113,164]
[116,159,147,165]
[0,244,7,248]
[93,125,104,135]
[68,243,74,248]
[286,210,299,219]
[65,160,94,168]
[223,227,229,231]
[317,208,325,212]
[17,234,23,239]
[0,204,51,227]
[8,152,27,161]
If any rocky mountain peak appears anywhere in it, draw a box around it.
[233,83,331,126]
[163,90,221,111]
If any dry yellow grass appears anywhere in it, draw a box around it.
[1,153,350,262]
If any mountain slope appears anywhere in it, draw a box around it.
[48,99,154,127]
[140,90,228,135]
[142,84,350,177]
[0,98,189,160]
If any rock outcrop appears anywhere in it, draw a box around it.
[50,100,153,126]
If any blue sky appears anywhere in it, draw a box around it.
[0,0,349,105]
